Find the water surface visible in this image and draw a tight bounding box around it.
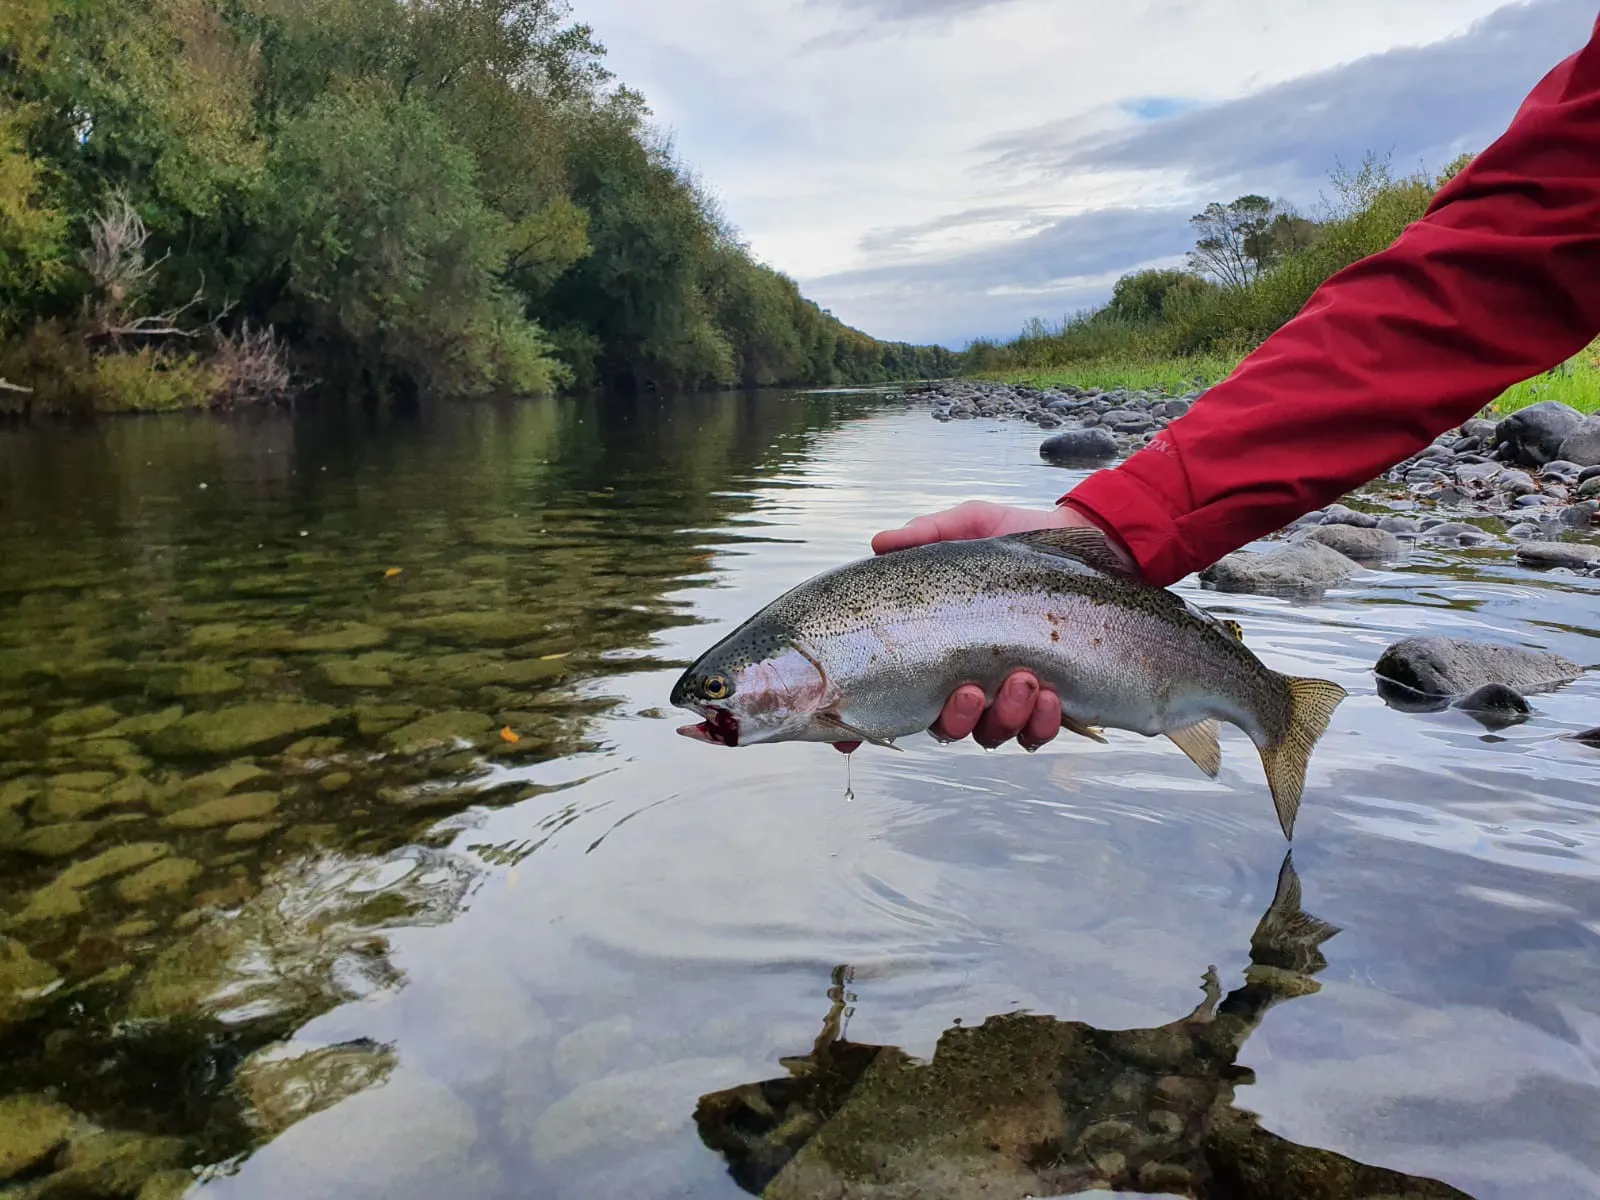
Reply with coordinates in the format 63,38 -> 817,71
1,392 -> 1597,1199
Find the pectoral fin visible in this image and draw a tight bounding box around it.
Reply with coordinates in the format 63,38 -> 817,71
1167,719 -> 1222,777
1060,714 -> 1109,744
817,713 -> 902,751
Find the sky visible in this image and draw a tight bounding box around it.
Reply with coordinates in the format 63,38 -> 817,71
575,0 -> 1598,348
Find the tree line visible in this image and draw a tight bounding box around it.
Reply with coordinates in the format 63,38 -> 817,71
963,151 -> 1474,376
0,0 -> 957,412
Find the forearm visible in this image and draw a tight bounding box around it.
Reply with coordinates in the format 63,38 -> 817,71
1064,18 -> 1600,588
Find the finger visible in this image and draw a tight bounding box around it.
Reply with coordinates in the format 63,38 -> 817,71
871,502 -> 994,556
930,684 -> 987,741
1018,689 -> 1062,752
833,740 -> 861,754
974,672 -> 1038,748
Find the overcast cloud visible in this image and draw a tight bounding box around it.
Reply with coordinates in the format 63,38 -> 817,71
576,0 -> 1597,347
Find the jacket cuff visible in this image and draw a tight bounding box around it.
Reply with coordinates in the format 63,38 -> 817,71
1058,457 -> 1195,588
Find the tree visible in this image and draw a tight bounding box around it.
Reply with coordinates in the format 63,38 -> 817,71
1186,195 -> 1308,288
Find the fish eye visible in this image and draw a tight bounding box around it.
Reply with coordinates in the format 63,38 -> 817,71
702,674 -> 731,700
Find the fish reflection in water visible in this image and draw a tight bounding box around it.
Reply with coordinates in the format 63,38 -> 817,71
695,856 -> 1474,1200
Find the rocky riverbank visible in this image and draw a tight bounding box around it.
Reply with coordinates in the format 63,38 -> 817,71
912,384 -> 1600,579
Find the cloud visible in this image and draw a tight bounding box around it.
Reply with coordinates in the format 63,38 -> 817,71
985,0 -> 1598,199
817,0 -> 1016,19
807,205 -> 1196,345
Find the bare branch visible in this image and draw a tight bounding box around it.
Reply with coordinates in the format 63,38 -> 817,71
0,378 -> 33,394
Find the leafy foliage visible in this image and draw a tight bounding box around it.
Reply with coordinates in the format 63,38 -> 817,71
0,0 -> 945,410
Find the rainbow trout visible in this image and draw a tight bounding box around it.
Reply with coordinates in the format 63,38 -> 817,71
671,528 -> 1347,839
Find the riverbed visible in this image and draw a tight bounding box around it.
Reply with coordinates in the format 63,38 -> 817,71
1,390 -> 1597,1199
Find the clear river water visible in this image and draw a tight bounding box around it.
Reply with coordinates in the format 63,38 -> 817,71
0,389 -> 1597,1200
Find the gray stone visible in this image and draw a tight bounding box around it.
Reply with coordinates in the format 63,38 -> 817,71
1496,469 -> 1537,496
1039,428 -> 1118,463
1451,684 -> 1532,717
1421,521 -> 1493,546
1377,516 -> 1421,535
1578,476 -> 1600,499
1318,503 -> 1379,528
1515,540 -> 1600,569
1455,462 -> 1501,487
1301,525 -> 1402,562
1375,636 -> 1582,699
1542,459 -> 1583,480
1198,542 -> 1358,594
1459,418 -> 1498,440
1578,464 -> 1600,484
1557,417 -> 1600,467
1492,400 -> 1585,466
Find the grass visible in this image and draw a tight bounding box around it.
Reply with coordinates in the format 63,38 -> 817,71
974,343 -> 1600,416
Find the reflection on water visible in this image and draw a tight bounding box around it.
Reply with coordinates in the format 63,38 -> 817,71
1,392 -> 1598,1200
696,857 -> 1469,1199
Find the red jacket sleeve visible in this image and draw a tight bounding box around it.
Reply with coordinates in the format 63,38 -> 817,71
1062,14 -> 1600,589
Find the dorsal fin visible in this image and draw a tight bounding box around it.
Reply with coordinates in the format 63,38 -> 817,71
1222,619 -> 1245,643
1001,526 -> 1140,580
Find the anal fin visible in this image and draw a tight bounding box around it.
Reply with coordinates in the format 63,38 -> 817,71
1060,714 -> 1109,744
817,713 -> 902,751
1167,719 -> 1222,777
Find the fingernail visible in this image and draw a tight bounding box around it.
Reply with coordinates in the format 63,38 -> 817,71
1007,676 -> 1037,701
953,692 -> 984,722
1019,737 -> 1041,753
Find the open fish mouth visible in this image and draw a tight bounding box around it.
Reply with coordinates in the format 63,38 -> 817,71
677,707 -> 740,747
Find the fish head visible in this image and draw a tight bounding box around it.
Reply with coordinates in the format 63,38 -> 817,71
670,634 -> 834,748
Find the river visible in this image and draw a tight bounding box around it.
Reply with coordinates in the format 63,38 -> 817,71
1,390 -> 1597,1200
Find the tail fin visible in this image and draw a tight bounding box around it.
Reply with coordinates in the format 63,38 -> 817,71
1258,677 -> 1348,840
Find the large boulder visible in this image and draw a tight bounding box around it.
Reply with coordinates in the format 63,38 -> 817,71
1557,417 -> 1600,467
1198,542 -> 1358,594
1039,428 -> 1118,464
1515,540 -> 1600,569
1492,401 -> 1585,466
1374,636 -> 1581,699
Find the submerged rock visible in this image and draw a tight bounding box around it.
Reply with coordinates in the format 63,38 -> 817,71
236,1039 -> 399,1137
115,857 -> 203,903
57,842 -> 170,889
1,938 -> 62,1025
383,711 -> 495,755
149,703 -> 342,757
1375,636 -> 1582,699
1038,428 -> 1119,463
1451,683 -> 1533,730
161,791 -> 278,829
532,1057 -> 751,1163
0,1094 -> 74,1179
1199,542 -> 1358,593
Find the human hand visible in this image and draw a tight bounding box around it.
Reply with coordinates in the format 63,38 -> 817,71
833,500 -> 1137,754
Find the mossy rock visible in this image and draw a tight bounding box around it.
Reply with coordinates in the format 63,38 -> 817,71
281,737 -> 344,762
155,762 -> 270,812
317,659 -> 394,689
0,707 -> 34,730
57,842 -> 171,889
235,1040 -> 398,1137
41,705 -> 122,736
15,822 -> 100,860
162,792 -> 278,830
286,623 -> 390,653
33,774 -> 148,822
356,705 -> 421,736
116,858 -> 203,903
68,737 -> 144,764
400,611 -> 545,645
0,938 -> 62,1024
0,808 -> 23,850
1,778 -> 38,813
223,822 -> 280,844
95,706 -> 185,740
149,704 -> 342,757
49,1128 -> 187,1197
0,1094 -> 74,1179
149,663 -> 245,700
9,879 -> 85,925
383,712 -> 495,755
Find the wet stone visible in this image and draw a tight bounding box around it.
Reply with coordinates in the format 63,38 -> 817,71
1376,636 -> 1582,699
531,1057 -> 750,1162
42,705 -> 122,736
224,821 -> 281,843
10,880 -> 85,925
317,772 -> 352,793
1515,540 -> 1600,569
150,703 -> 342,757
383,711 -> 495,755
116,857 -> 202,903
236,1039 -> 399,1137
0,1094 -> 74,1180
1,937 -> 62,1023
151,663 -> 244,699
317,658 -> 394,689
1318,503 -> 1380,528
162,791 -> 278,829
1199,542 -> 1358,594
355,704 -> 422,736
286,622 -> 390,653
58,842 -> 171,889
15,822 -> 100,860
50,1127 -> 187,1198
1301,524 -> 1401,562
